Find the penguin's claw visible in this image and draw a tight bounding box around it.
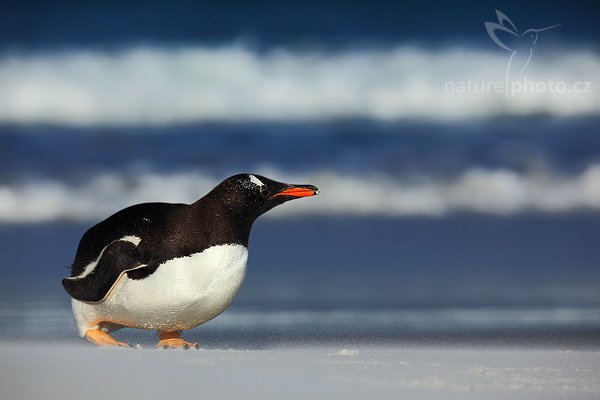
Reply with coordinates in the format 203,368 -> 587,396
85,329 -> 131,348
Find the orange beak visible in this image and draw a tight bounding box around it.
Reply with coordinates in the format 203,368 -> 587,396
273,185 -> 319,198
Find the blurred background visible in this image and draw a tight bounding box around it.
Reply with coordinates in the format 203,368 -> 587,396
1,0 -> 599,347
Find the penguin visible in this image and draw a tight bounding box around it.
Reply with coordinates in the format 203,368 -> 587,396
62,174 -> 318,348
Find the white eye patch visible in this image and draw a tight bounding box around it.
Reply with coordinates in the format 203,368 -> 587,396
249,175 -> 264,188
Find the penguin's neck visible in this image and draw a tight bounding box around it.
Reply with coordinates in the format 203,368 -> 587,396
190,195 -> 254,248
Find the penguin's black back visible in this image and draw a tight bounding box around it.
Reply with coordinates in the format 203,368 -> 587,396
70,202 -> 185,277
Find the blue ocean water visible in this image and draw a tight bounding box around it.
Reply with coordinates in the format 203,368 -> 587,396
1,0 -> 598,49
2,215 -> 600,347
0,1 -> 599,346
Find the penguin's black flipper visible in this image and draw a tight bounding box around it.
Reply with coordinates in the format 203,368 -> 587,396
62,240 -> 143,303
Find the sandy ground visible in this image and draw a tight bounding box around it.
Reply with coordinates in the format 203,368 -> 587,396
1,343 -> 599,400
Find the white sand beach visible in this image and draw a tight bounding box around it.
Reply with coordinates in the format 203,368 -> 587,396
1,343 -> 599,400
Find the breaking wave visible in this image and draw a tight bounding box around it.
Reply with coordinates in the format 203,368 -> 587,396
0,45 -> 598,125
2,166 -> 600,223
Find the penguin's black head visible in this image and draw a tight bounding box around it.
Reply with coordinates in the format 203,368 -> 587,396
209,174 -> 319,221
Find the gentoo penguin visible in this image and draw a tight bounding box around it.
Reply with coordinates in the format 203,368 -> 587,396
62,174 -> 318,348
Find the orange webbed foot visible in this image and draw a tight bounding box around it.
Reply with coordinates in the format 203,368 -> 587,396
85,329 -> 131,348
156,331 -> 199,350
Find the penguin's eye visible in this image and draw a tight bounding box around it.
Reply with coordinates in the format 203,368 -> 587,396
260,187 -> 270,198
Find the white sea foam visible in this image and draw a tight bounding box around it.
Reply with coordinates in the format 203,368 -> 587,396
0,45 -> 598,125
1,166 -> 600,223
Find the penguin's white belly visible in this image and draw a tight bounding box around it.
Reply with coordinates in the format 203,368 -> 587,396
71,244 -> 248,336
